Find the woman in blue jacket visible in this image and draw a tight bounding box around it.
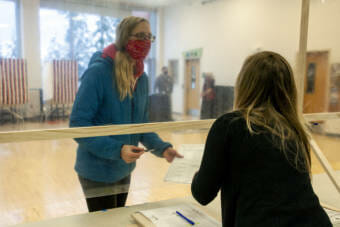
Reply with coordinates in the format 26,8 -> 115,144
70,16 -> 182,212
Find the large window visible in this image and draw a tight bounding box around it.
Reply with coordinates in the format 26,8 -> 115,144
40,8 -> 120,77
0,0 -> 19,58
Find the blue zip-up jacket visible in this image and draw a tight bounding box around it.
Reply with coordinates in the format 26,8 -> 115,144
69,51 -> 172,183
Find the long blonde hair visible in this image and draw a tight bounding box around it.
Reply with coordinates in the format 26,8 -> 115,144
235,51 -> 311,173
115,16 -> 148,100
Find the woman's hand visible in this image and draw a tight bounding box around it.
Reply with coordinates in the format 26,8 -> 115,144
163,147 -> 183,163
121,145 -> 145,163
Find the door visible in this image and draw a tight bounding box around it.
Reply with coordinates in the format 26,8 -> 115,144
185,59 -> 200,116
303,51 -> 329,113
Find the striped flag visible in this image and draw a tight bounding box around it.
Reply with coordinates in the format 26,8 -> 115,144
52,60 -> 78,104
0,58 -> 28,105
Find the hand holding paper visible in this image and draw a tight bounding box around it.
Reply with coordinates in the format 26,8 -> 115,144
164,144 -> 205,184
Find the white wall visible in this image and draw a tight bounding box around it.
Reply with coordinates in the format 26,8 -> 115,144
308,0 -> 340,63
162,0 -> 302,113
162,0 -> 340,114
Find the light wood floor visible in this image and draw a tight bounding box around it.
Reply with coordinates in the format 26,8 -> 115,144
0,122 -> 339,226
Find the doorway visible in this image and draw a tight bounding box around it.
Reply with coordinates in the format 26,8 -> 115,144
303,51 -> 329,113
184,59 -> 200,116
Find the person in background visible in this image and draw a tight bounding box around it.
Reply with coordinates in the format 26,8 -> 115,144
191,51 -> 332,226
154,66 -> 174,121
70,16 -> 182,212
154,66 -> 173,96
200,73 -> 216,119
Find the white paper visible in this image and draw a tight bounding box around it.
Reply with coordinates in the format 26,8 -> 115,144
325,208 -> 340,225
164,144 -> 205,184
139,203 -> 221,227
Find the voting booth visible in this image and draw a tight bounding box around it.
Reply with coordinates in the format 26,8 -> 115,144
42,60 -> 78,119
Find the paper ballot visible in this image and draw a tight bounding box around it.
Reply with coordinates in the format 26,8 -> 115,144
138,203 -> 221,227
325,208 -> 340,225
164,144 -> 205,184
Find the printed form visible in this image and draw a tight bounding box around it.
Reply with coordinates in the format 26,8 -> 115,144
164,144 -> 205,184
138,203 -> 221,227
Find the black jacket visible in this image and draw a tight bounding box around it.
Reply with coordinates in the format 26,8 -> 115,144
191,112 -> 332,227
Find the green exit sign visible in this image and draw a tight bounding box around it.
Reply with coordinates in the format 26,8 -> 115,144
183,48 -> 203,59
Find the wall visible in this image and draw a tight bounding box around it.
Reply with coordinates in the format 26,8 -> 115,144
162,0 -> 340,114
308,0 -> 340,63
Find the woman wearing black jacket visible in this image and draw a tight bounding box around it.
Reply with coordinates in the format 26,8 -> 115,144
191,51 -> 332,227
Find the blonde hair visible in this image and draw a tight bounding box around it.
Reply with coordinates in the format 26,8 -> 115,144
115,16 -> 149,100
235,51 -> 311,173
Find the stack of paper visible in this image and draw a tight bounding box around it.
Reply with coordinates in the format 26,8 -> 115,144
136,203 -> 221,227
325,208 -> 340,226
164,144 -> 205,184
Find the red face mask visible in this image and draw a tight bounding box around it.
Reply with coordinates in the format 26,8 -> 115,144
125,40 -> 151,60
126,40 -> 151,78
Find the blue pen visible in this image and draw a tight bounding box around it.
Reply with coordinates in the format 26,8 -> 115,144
176,211 -> 195,225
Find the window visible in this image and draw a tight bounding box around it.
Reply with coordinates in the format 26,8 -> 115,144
40,8 -> 120,77
0,0 -> 19,58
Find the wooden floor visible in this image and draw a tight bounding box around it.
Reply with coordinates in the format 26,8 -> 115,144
0,121 -> 339,226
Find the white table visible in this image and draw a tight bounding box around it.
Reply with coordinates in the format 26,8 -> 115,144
13,196 -> 221,227
13,172 -> 340,227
